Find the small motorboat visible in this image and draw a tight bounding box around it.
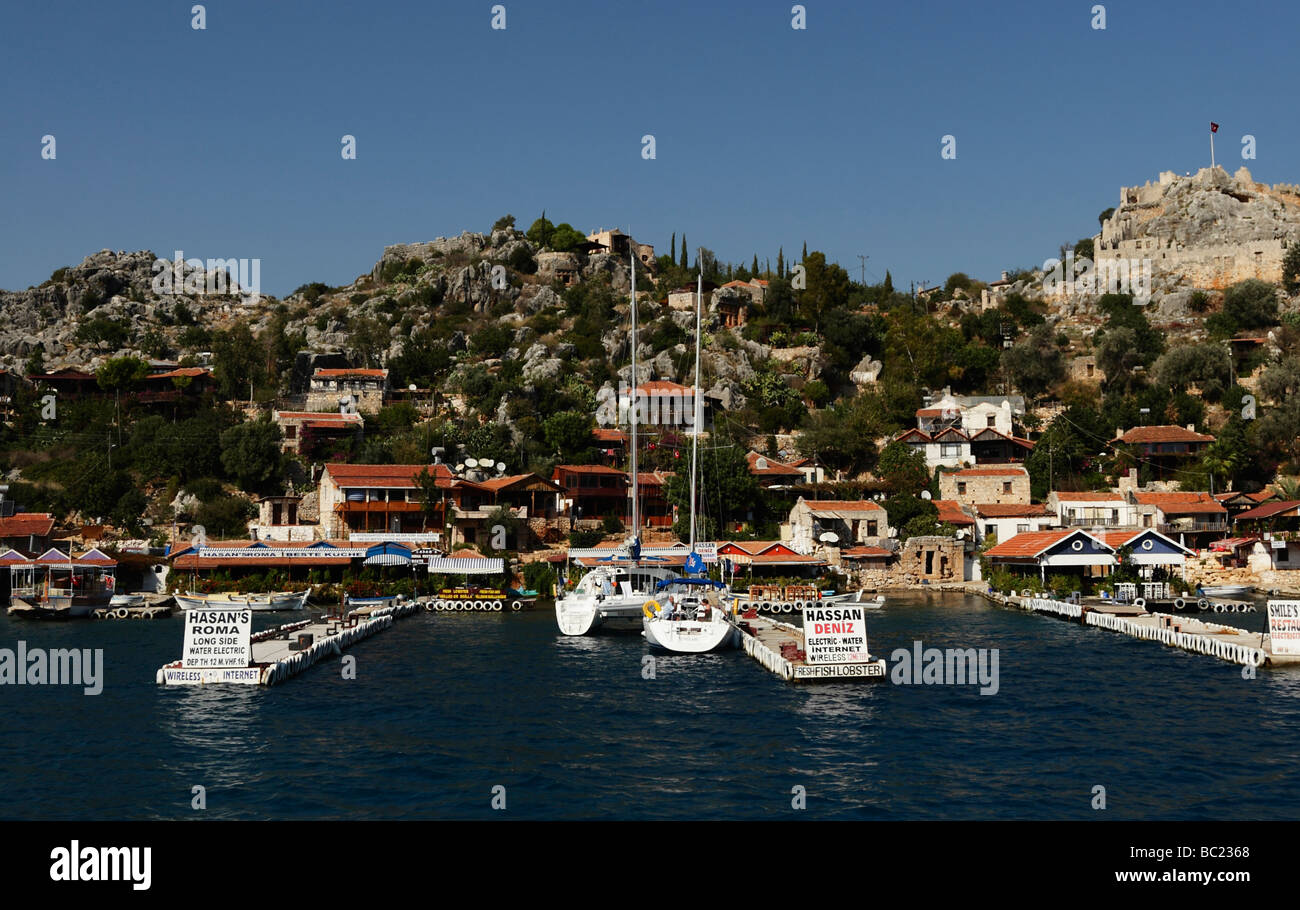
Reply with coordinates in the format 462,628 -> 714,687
109,594 -> 146,608
174,590 -> 309,612
1199,584 -> 1252,597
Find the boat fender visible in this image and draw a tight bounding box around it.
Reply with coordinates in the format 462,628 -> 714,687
1214,603 -> 1225,613
115,607 -> 129,619
1198,598 -> 1209,611
1133,597 -> 1146,610
511,600 -> 522,612
1173,597 -> 1185,610
781,662 -> 793,681
492,600 -> 503,611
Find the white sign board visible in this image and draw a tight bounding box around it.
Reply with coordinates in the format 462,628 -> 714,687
198,548 -> 366,559
1268,600 -> 1300,656
803,604 -> 870,664
183,608 -> 252,668
695,542 -> 718,563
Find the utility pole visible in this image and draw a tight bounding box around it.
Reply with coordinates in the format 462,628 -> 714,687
858,254 -> 868,286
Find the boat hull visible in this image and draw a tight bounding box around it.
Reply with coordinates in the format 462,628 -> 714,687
1200,585 -> 1252,597
642,615 -> 741,653
175,591 -> 309,612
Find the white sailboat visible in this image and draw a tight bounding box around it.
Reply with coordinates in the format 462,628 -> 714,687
642,269 -> 740,653
555,253 -> 677,636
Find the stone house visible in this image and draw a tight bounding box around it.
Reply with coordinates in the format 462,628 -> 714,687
786,498 -> 890,554
938,466 -> 1031,505
306,367 -> 389,413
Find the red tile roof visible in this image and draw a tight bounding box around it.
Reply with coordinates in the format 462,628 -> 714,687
1052,491 -> 1124,502
841,546 -> 893,559
324,463 -> 452,488
553,464 -> 627,475
934,500 -> 976,526
1235,500 -> 1300,521
0,513 -> 55,538
149,367 -> 211,380
948,466 -> 1028,477
592,428 -> 628,443
1132,492 -> 1226,514
800,499 -> 885,512
314,368 -> 388,378
985,529 -> 1106,559
1113,425 -> 1214,444
746,452 -> 803,476
973,503 -> 1053,518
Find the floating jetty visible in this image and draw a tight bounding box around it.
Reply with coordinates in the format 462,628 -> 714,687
735,612 -> 887,682
1010,595 -> 1297,668
156,598 -> 421,686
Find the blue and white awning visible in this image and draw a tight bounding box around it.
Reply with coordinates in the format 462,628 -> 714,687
425,556 -> 504,575
363,542 -> 413,566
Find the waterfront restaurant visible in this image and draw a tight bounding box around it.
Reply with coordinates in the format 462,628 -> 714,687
984,529 -> 1117,585
1097,529 -> 1195,581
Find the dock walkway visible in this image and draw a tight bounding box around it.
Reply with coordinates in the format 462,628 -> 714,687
736,613 -> 887,682
1007,595 -> 1295,668
156,599 -> 421,686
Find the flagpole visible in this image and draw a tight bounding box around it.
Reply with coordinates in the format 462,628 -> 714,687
1210,129 -> 1215,169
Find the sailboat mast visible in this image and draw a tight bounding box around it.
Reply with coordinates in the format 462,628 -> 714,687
689,265 -> 702,550
629,254 -> 639,539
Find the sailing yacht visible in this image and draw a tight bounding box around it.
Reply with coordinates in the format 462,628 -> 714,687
555,254 -> 676,635
641,270 -> 740,653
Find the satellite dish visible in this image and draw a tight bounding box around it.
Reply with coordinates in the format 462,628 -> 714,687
920,490 -> 932,500
465,457 -> 479,468
955,530 -> 966,540
496,462 -> 506,473
756,457 -> 768,470
818,531 -> 839,543
455,463 -> 465,473
408,383 -> 417,392
888,528 -> 898,538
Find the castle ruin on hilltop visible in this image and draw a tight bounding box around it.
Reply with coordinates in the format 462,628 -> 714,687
1092,165 -> 1300,291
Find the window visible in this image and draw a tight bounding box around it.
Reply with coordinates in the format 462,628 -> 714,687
985,524 -> 995,537
1143,514 -> 1153,528
957,482 -> 967,495
1017,523 -> 1029,533
1279,547 -> 1290,563
866,520 -> 878,536
986,416 -> 995,428
1002,482 -> 1012,494
941,443 -> 961,457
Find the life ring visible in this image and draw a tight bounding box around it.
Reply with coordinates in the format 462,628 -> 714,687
1214,603 -> 1225,613
511,600 -> 522,612
1198,598 -> 1209,611
1133,597 -> 1146,610
760,601 -> 771,613
642,600 -> 661,619
115,607 -> 129,619
1173,597 -> 1186,610
491,600 -> 503,611
781,602 -> 794,614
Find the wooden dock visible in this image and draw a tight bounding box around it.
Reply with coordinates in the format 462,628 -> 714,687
735,613 -> 887,682
1009,595 -> 1296,668
156,599 -> 421,686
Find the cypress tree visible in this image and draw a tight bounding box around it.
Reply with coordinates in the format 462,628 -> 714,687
801,241 -> 807,262
680,234 -> 688,271
670,232 -> 676,264
751,254 -> 759,277
884,270 -> 894,295
777,247 -> 785,279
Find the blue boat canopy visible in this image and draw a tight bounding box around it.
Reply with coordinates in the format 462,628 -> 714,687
363,542 -> 412,566
654,577 -> 727,591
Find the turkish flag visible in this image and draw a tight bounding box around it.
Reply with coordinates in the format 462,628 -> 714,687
1210,122 -> 1219,133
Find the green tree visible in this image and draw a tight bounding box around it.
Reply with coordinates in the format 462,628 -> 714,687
1283,240 -> 1300,295
1001,323 -> 1065,398
664,443 -> 760,541
211,323 -> 267,400
1206,279 -> 1280,336
542,410 -> 595,462
876,441 -> 930,496
96,355 -> 149,392
218,418 -> 283,490
526,214 -> 554,248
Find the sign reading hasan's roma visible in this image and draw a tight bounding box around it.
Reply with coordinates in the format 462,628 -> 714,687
183,609 -> 252,669
803,604 -> 870,664
1267,601 -> 1300,657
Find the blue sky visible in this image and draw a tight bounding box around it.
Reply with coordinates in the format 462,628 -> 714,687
3,0 -> 1297,296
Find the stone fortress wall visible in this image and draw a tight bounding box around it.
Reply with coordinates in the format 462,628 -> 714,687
1092,166 -> 1300,291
